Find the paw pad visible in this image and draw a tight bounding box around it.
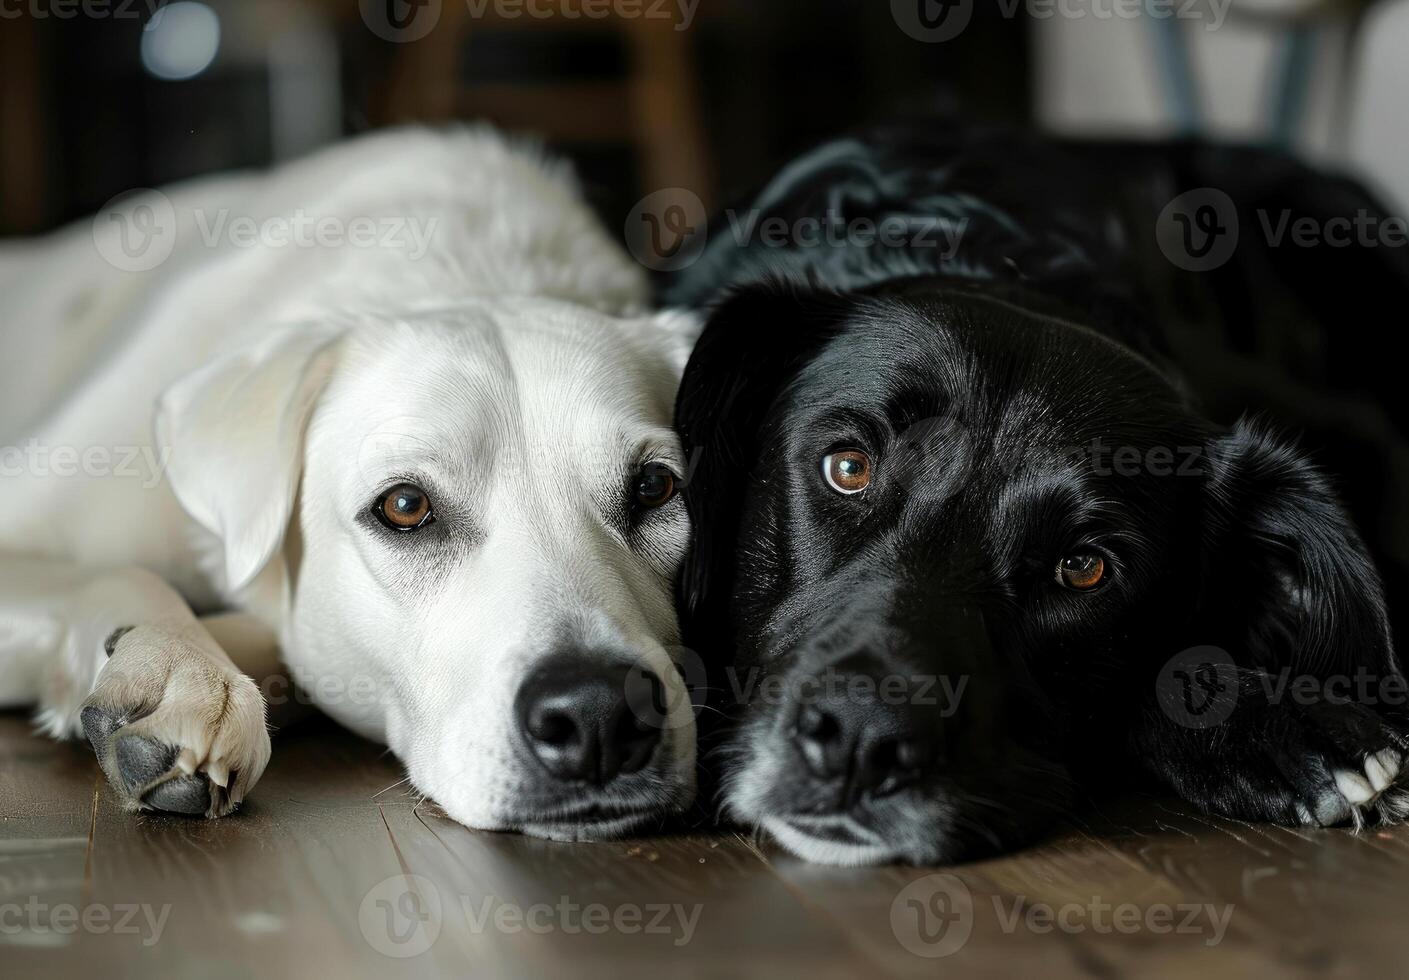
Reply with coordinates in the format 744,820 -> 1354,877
114,735 -> 178,792
142,774 -> 214,815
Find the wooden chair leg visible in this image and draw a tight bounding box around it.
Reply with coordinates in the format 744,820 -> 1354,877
0,13 -> 47,232
380,1 -> 473,123
625,20 -> 715,205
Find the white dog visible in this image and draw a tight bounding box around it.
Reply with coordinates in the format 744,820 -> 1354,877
0,128 -> 699,839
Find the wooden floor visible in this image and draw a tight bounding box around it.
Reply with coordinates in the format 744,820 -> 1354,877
2,712 -> 1406,979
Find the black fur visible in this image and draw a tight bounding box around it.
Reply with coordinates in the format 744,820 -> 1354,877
668,124 -> 1409,864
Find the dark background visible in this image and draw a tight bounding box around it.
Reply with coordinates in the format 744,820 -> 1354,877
0,0 -> 1031,237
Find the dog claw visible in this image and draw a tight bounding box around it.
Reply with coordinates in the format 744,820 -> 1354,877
1334,770 -> 1376,805
1365,749 -> 1400,793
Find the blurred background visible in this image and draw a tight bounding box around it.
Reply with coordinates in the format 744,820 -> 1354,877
2,0 -> 1407,242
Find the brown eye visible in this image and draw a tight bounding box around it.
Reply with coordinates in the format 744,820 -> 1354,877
376,484 -> 433,531
1056,553 -> 1107,591
634,464 -> 676,509
822,450 -> 871,495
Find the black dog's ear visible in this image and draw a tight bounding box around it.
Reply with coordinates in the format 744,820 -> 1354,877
674,282 -> 851,627
1200,419 -> 1395,676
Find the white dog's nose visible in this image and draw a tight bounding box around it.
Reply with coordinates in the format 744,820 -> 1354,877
514,654 -> 665,785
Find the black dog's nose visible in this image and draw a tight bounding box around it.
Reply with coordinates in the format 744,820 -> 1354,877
793,683 -> 935,799
515,655 -> 663,785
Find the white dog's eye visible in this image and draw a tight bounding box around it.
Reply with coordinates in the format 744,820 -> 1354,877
375,483 -> 434,531
634,464 -> 677,509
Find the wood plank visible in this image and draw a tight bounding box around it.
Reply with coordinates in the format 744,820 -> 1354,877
761,788 -> 1409,977
8,711 -> 1409,976
0,714 -> 862,978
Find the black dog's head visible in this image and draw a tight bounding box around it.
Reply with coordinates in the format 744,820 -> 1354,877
676,281 -> 1392,865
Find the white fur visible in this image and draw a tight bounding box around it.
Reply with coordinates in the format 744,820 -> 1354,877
0,127 -> 699,835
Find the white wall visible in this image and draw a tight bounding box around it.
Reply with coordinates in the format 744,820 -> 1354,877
1033,0 -> 1409,211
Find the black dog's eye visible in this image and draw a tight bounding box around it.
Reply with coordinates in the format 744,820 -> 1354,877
375,484 -> 434,531
1056,552 -> 1107,591
634,464 -> 677,509
821,449 -> 871,495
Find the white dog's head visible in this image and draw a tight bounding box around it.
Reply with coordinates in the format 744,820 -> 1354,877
157,297 -> 699,838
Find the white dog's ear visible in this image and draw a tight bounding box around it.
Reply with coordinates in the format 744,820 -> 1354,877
155,327 -> 340,592
651,308 -> 703,377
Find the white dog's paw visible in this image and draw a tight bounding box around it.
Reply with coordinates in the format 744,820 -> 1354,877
80,625 -> 271,818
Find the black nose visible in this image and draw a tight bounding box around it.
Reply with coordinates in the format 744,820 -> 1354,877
515,655 -> 664,785
793,678 -> 936,801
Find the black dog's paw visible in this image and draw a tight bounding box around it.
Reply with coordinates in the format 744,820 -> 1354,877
1172,700 -> 1409,828
1285,702 -> 1409,826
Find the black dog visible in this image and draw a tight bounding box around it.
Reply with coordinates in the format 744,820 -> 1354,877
666,125 -> 1409,865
